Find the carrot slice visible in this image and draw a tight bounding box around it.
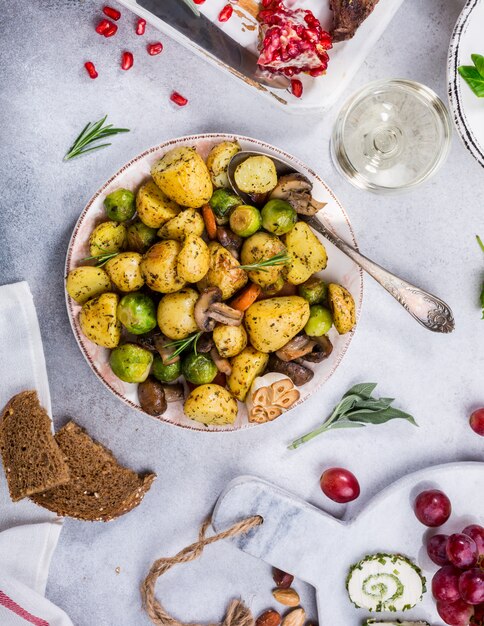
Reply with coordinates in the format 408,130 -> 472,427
202,204 -> 217,240
230,283 -> 262,311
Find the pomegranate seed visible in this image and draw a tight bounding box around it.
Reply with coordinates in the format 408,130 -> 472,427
170,91 -> 188,106
291,79 -> 303,98
103,5 -> 121,20
121,51 -> 134,70
104,21 -> 118,36
136,18 -> 146,35
84,61 -> 98,79
95,19 -> 111,35
147,42 -> 163,56
193,0 -> 206,3
218,4 -> 233,22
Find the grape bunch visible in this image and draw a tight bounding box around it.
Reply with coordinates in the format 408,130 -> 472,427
414,489 -> 484,625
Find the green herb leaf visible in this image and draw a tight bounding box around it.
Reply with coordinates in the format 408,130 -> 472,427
79,251 -> 119,267
477,236 -> 484,319
239,251 -> 290,272
458,65 -> 484,98
163,331 -> 203,360
180,0 -> 201,15
471,54 -> 484,78
343,382 -> 378,399
64,115 -> 130,161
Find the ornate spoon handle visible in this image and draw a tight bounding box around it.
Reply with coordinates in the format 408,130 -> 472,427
304,216 -> 455,333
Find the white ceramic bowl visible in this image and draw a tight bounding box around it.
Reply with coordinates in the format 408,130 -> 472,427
65,134 -> 363,431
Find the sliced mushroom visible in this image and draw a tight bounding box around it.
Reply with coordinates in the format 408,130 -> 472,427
194,288 -> 244,332
276,334 -> 317,362
217,226 -> 242,259
210,347 -> 232,376
196,333 -> 215,354
303,335 -> 334,363
161,383 -> 184,403
267,354 -> 314,386
153,335 -> 180,365
269,173 -> 326,216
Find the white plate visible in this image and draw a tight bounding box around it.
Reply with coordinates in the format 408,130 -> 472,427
448,0 -> 484,169
65,134 -> 362,432
118,0 -> 405,114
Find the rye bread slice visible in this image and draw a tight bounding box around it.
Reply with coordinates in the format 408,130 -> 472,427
0,391 -> 70,502
30,421 -> 156,521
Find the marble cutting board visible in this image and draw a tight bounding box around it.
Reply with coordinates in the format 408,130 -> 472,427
212,462 -> 484,625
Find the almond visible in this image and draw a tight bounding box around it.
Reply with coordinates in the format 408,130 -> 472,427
272,588 -> 300,607
272,567 -> 294,589
281,608 -> 306,626
256,610 -> 281,626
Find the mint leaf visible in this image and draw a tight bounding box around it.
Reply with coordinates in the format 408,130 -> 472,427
459,65 -> 484,98
471,54 -> 484,78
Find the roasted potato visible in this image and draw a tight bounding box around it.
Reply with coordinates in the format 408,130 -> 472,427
234,156 -> 278,195
136,179 -> 180,228
206,141 -> 241,188
66,266 -> 111,304
157,208 -> 204,241
151,147 -> 213,208
244,296 -> 310,353
157,288 -> 199,340
213,324 -> 247,358
89,221 -> 126,257
283,222 -> 328,285
227,346 -> 269,401
184,383 -> 238,425
141,240 -> 186,293
198,242 -> 247,300
327,283 -> 356,334
240,232 -> 286,288
105,252 -> 144,292
177,234 -> 210,283
79,292 -> 121,348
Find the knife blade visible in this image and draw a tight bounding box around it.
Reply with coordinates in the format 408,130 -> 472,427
135,0 -> 290,89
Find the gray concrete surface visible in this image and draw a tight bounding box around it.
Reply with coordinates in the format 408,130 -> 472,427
0,1 -> 483,624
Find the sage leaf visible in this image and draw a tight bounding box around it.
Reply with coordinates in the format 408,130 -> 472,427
343,382 -> 377,399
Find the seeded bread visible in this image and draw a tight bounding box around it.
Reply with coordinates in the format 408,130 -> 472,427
30,421 -> 156,521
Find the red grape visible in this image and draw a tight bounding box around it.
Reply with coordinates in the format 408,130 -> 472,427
437,598 -> 474,625
428,534 -> 451,566
474,603 -> 484,625
469,408 -> 484,436
462,525 -> 484,556
414,489 -> 452,527
447,533 -> 478,569
432,566 -> 462,602
320,467 -> 360,503
459,569 -> 484,605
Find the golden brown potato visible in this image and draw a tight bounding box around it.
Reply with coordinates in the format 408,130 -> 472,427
234,156 -> 278,195
184,384 -> 238,425
283,222 -> 328,285
140,240 -> 186,293
212,324 -> 248,358
104,252 -> 144,292
327,283 -> 356,334
244,296 -> 310,353
206,141 -> 241,188
151,147 -> 213,208
227,346 -> 269,401
240,232 -> 286,288
66,266 -> 111,304
79,293 -> 121,349
198,242 -> 247,300
157,208 -> 204,241
89,221 -> 126,257
157,288 -> 199,340
177,234 -> 210,283
136,179 -> 180,228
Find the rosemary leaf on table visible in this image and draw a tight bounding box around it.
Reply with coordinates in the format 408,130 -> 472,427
288,382 -> 417,450
64,115 -> 130,161
477,235 -> 484,319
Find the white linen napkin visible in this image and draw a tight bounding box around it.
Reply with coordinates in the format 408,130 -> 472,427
0,281 -> 73,626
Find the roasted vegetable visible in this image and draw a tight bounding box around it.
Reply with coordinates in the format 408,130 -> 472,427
304,305 -> 333,336
177,234 -> 210,283
240,232 -> 286,288
194,288 -> 244,332
136,179 -> 180,228
157,288 -> 199,340
298,276 -> 327,305
110,343 -> 153,383
284,222 -> 328,284
261,199 -> 297,235
105,252 -> 144,292
234,156 -> 278,195
229,205 -> 262,237
141,240 -> 186,293
66,266 -> 111,304
184,383 -> 238,425
209,188 -> 242,220
206,141 -> 241,188
126,221 -> 158,253
267,353 -> 314,386
138,377 -> 167,416
104,188 -> 135,222
269,173 -> 325,216
89,221 -> 126,257
151,146 -> 213,207
181,353 -> 218,385
157,208 -> 205,241
198,242 -> 248,300
216,226 -> 243,258
327,283 -> 356,334
79,292 -> 121,348
227,346 -> 269,401
213,323 -> 248,358
152,355 -> 181,383
117,293 -> 157,335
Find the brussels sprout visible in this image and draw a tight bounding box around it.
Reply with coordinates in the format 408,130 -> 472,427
261,199 -> 297,236
117,293 -> 157,335
298,277 -> 328,305
104,188 -> 136,222
109,343 -> 153,383
229,205 -> 262,237
209,189 -> 242,219
261,275 -> 285,296
304,305 -> 333,337
152,355 -> 181,383
126,221 -> 158,253
181,353 -> 217,385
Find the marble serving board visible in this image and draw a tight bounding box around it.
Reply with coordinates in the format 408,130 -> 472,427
212,462 -> 484,625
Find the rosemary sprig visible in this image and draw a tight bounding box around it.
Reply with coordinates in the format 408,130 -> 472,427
289,382 -> 417,450
164,331 -> 203,360
180,0 -> 201,15
477,235 -> 484,319
239,251 -> 291,272
64,115 -> 130,161
79,251 -> 119,267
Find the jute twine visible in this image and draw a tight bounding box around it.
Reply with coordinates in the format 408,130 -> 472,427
141,515 -> 263,626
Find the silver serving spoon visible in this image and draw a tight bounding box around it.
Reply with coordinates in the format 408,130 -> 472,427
227,151 -> 455,333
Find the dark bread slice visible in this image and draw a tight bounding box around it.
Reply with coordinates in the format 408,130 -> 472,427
30,421 -> 156,521
0,391 -> 70,501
